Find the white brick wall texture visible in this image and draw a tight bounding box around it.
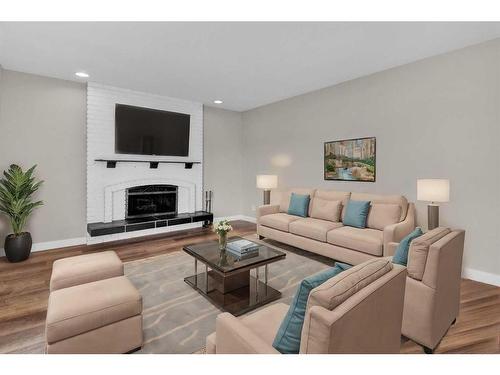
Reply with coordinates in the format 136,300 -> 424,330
86,83 -> 204,244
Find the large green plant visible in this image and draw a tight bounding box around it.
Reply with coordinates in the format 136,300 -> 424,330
0,164 -> 44,236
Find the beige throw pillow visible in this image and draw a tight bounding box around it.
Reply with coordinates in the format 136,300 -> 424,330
366,203 -> 402,230
407,227 -> 451,280
310,198 -> 342,222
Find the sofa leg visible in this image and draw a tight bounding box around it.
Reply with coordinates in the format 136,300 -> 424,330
126,347 -> 142,354
258,235 -> 265,240
452,318 -> 457,325
423,346 -> 434,354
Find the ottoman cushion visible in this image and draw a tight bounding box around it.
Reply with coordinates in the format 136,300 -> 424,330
50,251 -> 123,291
46,276 -> 142,344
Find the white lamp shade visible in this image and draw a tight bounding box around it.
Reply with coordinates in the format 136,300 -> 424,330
256,175 -> 278,189
417,179 -> 450,203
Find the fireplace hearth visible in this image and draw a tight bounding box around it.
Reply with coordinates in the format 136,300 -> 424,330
126,185 -> 178,219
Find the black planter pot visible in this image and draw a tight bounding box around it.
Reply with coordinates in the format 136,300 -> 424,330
4,232 -> 32,263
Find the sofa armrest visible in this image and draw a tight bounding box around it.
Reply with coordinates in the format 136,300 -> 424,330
256,204 -> 280,221
383,203 -> 416,256
214,313 -> 280,354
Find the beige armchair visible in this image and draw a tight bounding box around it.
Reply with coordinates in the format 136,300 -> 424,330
402,228 -> 465,353
206,258 -> 407,354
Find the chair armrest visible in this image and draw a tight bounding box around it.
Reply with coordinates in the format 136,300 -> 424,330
215,313 -> 280,354
422,230 -> 465,289
383,203 -> 416,256
256,204 -> 280,221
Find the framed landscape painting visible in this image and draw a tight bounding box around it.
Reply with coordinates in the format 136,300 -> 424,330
324,137 -> 376,182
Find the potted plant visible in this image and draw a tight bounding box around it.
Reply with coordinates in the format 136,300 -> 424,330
0,164 -> 43,262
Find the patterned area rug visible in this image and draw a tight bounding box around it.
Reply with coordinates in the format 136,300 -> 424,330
125,235 -> 334,354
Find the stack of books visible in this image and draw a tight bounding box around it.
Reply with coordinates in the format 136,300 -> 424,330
226,239 -> 260,259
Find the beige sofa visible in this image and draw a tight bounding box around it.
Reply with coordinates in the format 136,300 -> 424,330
257,188 -> 416,265
206,258 -> 407,354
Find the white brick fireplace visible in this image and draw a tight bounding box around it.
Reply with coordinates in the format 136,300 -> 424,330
86,83 -> 204,244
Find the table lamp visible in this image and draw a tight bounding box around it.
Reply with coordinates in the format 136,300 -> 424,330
417,179 -> 450,230
256,175 -> 278,205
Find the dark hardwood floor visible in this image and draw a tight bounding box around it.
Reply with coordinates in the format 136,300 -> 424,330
0,220 -> 498,354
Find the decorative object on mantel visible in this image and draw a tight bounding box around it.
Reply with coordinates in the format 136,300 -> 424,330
256,175 -> 278,204
0,164 -> 44,262
417,179 -> 450,230
324,137 -> 376,182
213,219 -> 233,251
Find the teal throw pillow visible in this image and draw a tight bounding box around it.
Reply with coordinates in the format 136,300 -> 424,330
392,227 -> 423,266
272,262 -> 352,354
343,200 -> 371,228
287,193 -> 311,217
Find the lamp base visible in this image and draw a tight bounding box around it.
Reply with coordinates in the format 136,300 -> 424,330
263,190 -> 271,205
427,204 -> 439,230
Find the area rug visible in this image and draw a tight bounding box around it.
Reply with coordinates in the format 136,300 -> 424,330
125,234 -> 335,354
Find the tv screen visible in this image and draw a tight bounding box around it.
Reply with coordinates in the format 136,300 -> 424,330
115,104 -> 190,157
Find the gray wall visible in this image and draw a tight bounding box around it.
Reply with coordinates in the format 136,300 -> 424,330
203,106 -> 244,218
241,39 -> 500,276
0,70 -> 87,244
0,71 -> 244,248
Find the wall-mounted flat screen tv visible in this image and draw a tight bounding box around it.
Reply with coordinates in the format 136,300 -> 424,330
115,104 -> 190,157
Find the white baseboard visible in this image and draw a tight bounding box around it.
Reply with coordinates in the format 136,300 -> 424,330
214,215 -> 256,223
462,267 -> 500,287
0,236 -> 87,257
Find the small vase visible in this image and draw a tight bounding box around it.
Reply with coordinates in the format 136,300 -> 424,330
218,232 -> 227,251
219,248 -> 229,267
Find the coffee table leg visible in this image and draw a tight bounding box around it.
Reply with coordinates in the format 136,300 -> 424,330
205,264 -> 209,293
256,267 -> 259,298
194,259 -> 198,287
265,265 -> 268,285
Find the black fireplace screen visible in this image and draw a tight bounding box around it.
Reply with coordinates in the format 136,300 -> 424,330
126,185 -> 178,219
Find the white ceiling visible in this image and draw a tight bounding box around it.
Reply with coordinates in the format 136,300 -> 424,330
1,22 -> 499,111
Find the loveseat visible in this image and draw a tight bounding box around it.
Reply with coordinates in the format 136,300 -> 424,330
257,188 -> 416,265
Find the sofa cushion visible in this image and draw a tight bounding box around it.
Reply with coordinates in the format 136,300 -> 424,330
289,218 -> 343,242
46,276 -> 142,344
314,190 -> 351,220
351,192 -> 408,221
307,258 -> 393,311
241,302 -> 290,345
327,226 -> 383,256
343,200 -> 371,229
50,251 -> 123,292
287,193 -> 311,217
309,198 -> 342,222
392,227 -> 423,266
407,227 -> 451,280
273,263 -> 352,354
366,203 -> 402,231
259,213 -> 301,232
279,188 -> 316,213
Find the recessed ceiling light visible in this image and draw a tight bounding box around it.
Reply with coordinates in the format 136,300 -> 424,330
213,100 -> 223,104
75,72 -> 89,78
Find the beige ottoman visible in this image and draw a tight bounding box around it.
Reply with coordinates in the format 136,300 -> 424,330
46,276 -> 143,354
50,251 -> 123,291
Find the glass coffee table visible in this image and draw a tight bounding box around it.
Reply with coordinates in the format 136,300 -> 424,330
183,236 -> 286,316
